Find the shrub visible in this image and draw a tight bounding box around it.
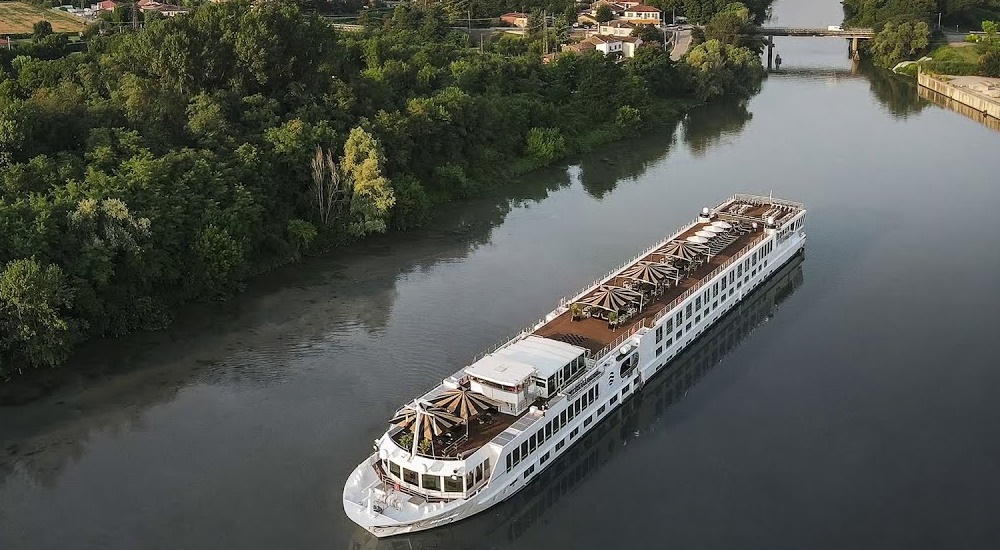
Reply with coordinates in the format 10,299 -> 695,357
525,127 -> 566,163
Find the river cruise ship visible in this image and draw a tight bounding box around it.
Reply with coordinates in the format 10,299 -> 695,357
344,193 -> 807,537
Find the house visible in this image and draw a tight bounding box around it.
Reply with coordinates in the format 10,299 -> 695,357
138,1 -> 190,16
561,35 -> 643,59
598,20 -> 635,37
500,12 -> 529,28
0,38 -> 11,49
93,0 -> 120,11
622,4 -> 662,25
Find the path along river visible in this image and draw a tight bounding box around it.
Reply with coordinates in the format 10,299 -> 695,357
2,1 -> 1000,548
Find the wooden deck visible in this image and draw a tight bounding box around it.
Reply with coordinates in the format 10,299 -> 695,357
534,210 -> 769,355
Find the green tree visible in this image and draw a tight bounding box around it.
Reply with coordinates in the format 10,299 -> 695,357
596,4 -> 614,23
872,21 -> 930,67
342,127 -> 395,237
704,3 -> 765,53
685,39 -> 765,100
0,258 -> 74,374
32,20 -> 53,42
193,225 -> 246,299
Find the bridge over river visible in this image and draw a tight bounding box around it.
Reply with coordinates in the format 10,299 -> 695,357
753,26 -> 875,69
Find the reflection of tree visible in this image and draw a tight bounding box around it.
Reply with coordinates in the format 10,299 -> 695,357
681,100 -> 754,157
577,118 -> 682,199
860,62 -> 930,118
355,256 -> 806,550
0,160 -> 579,491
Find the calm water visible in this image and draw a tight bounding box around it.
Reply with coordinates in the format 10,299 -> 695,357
3,1 -> 1000,548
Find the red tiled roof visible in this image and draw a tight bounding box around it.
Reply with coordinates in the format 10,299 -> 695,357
626,4 -> 661,12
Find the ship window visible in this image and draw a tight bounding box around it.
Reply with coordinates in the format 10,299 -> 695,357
729,271 -> 735,283
664,318 -> 673,333
584,415 -> 593,427
475,463 -> 484,482
675,312 -> 683,325
556,439 -> 565,451
529,434 -> 536,452
610,395 -> 618,405
444,475 -> 463,492
521,441 -> 528,456
656,346 -> 662,356
524,466 -> 534,479
484,458 -> 491,478
540,452 -> 550,465
575,400 -> 582,414
466,471 -> 475,488
545,423 -> 552,439
738,265 -> 743,276
506,454 -> 512,472
713,301 -> 718,309
686,322 -> 692,331
389,461 -> 401,478
513,447 -> 521,465
675,330 -> 682,340
569,406 -> 575,421
403,468 -> 418,486
729,288 -> 734,296
722,277 -> 727,290
656,326 -> 663,342
560,410 -> 567,425
665,337 -> 673,346
685,303 -> 692,318
570,428 -> 579,438
598,405 -> 606,415
422,474 -> 441,491
695,296 -> 701,310
695,315 -> 701,323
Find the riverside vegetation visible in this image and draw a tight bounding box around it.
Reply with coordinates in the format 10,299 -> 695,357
843,0 -> 1000,69
0,1 -> 766,378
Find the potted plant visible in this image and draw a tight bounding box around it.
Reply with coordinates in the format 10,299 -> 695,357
570,302 -> 583,320
400,432 -> 413,449
418,438 -> 432,455
608,310 -> 619,328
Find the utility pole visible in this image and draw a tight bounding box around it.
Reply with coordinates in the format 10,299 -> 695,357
937,12 -> 942,30
543,9 -> 547,55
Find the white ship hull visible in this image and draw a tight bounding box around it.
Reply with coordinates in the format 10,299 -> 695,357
344,194 -> 807,537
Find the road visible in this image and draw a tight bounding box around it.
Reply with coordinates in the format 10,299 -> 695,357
670,26 -> 692,61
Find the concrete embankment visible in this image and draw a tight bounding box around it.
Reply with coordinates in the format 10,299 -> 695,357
918,72 -> 1000,125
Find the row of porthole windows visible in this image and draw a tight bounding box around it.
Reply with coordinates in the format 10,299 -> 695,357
660,240 -> 777,353
519,397 -> 615,481
506,384 -> 600,473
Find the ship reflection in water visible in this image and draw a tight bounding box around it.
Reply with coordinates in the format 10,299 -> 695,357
348,253 -> 805,550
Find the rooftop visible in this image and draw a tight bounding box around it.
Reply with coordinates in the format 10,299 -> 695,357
465,356 -> 535,386
492,335 -> 586,379
533,196 -> 803,355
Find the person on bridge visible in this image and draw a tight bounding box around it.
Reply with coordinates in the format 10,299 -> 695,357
775,54 -> 782,70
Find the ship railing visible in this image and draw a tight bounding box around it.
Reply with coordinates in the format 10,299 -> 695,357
563,368 -> 605,398
649,233 -> 766,325
557,218 -> 701,309
593,319 -> 650,361
732,193 -> 804,210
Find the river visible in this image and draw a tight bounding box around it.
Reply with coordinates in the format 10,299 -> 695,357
3,1 -> 1000,548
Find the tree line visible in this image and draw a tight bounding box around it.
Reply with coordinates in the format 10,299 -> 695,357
843,0 -> 1000,67
0,1 -> 766,378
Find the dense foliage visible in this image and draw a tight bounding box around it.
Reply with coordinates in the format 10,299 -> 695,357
0,2 -> 766,377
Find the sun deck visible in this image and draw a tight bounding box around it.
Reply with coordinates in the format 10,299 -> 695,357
533,199 -> 790,354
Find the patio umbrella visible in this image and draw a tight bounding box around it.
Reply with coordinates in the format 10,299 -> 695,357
430,387 -> 499,420
659,240 -> 706,261
392,401 -> 463,443
621,261 -> 677,285
578,285 -> 642,313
